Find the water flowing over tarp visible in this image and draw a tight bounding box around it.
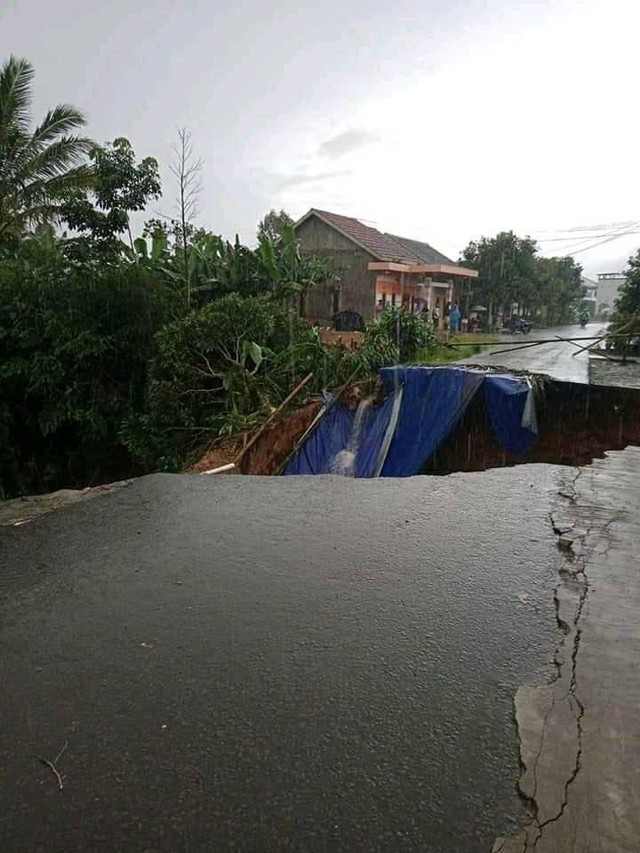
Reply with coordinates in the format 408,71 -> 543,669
284,392 -> 397,477
284,366 -> 538,478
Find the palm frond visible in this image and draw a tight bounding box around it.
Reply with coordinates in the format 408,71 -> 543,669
20,164 -> 95,207
28,104 -> 88,151
22,135 -> 94,181
0,58 -> 93,241
11,202 -> 73,236
0,56 -> 34,133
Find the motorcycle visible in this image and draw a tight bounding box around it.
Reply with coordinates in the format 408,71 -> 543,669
510,317 -> 533,334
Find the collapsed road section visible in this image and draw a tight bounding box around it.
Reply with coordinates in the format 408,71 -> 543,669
278,366 -> 640,479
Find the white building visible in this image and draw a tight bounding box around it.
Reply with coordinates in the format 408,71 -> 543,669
582,276 -> 598,317
596,272 -> 625,318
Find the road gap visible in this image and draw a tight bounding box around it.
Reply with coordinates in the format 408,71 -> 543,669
425,381 -> 640,474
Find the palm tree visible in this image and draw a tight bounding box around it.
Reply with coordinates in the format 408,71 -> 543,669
0,55 -> 93,243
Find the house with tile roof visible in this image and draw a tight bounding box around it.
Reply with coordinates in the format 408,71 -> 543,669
293,208 -> 477,327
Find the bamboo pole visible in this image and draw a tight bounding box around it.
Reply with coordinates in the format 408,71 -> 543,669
446,333 -> 633,349
274,362 -> 364,475
555,335 -> 620,363
234,372 -> 314,467
201,462 -> 236,475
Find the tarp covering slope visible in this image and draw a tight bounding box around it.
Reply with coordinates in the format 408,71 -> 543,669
483,376 -> 538,456
378,366 -> 484,476
284,366 -> 538,478
284,392 -> 397,477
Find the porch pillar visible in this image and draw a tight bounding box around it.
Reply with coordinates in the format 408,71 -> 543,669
426,281 -> 434,310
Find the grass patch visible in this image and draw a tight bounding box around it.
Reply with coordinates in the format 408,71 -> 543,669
420,333 -> 500,364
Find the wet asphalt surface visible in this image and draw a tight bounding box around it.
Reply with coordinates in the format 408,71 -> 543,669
0,470 -> 564,852
459,324 -> 605,383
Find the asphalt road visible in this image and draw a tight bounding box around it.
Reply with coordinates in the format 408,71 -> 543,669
1,471 -> 564,852
459,323 -> 606,383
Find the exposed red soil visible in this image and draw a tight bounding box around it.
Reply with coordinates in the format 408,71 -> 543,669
186,439 -> 242,474
186,401 -> 323,477
239,401 -> 323,475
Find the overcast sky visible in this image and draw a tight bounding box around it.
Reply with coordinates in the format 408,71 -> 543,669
3,0 -> 639,278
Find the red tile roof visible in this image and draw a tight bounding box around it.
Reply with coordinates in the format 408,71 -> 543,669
385,234 -> 453,266
306,209 -> 420,263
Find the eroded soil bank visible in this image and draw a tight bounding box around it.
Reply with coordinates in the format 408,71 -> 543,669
426,380 -> 640,473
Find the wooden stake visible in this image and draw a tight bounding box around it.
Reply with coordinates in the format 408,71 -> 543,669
234,372 -> 314,467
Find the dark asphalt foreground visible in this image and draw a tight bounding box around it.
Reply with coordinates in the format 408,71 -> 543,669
0,469 -> 565,852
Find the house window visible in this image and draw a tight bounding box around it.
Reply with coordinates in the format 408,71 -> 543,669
332,288 -> 341,315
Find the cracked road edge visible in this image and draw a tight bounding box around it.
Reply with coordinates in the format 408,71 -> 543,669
493,467 -> 591,853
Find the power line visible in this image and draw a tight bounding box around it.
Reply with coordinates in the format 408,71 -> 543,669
550,228 -> 640,257
536,232 -> 632,244
532,220 -> 640,235
569,229 -> 640,255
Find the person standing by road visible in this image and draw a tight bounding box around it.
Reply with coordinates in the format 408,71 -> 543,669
449,303 -> 461,334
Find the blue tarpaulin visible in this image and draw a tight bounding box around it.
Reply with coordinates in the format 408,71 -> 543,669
283,366 -> 539,478
378,366 -> 484,477
284,392 -> 397,477
483,375 -> 538,456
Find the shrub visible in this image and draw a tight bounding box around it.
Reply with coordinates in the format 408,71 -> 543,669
369,307 -> 435,363
0,250 -> 181,496
123,294 -> 323,468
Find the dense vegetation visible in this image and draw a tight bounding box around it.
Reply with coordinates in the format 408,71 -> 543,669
0,55 -> 601,498
610,250 -> 640,346
460,231 -> 585,325
0,57 -> 437,497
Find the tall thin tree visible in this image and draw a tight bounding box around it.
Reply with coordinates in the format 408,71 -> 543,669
169,128 -> 203,307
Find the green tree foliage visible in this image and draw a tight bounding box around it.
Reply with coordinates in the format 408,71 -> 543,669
0,241 -> 182,497
373,307 -> 436,363
0,56 -> 93,245
461,232 -> 538,320
122,294 -> 324,469
611,249 -> 640,338
535,255 -> 584,325
157,224 -> 334,306
257,208 -> 294,242
461,232 -> 584,325
61,137 -> 161,258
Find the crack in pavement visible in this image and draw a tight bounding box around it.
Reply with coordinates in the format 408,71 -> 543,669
504,467 -> 592,851
502,461 -> 625,852
497,449 -> 640,853
531,595 -> 587,848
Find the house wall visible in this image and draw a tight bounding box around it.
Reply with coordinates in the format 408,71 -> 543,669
596,274 -> 625,317
295,216 -> 377,323
373,273 -> 454,326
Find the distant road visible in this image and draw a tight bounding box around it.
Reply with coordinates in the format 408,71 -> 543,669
458,323 -> 606,383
